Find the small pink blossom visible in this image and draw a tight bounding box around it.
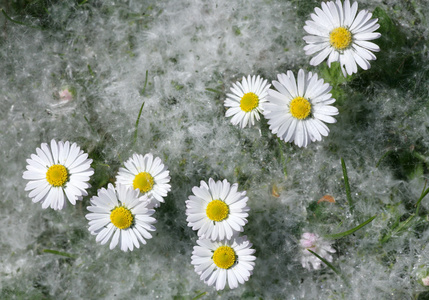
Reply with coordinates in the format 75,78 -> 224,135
59,89 -> 73,101
299,232 -> 336,271
422,276 -> 429,286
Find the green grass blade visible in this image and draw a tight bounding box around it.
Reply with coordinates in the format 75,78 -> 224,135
43,249 -> 77,259
308,249 -> 350,287
84,115 -> 97,134
192,291 -> 207,300
205,88 -> 223,94
381,182 -> 429,243
1,9 -> 44,30
325,215 -> 377,240
380,214 -> 416,244
133,70 -> 148,145
307,249 -> 340,276
341,157 -> 353,213
415,181 -> 429,215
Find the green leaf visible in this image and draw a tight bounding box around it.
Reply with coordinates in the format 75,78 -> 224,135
373,7 -> 406,48
325,215 -> 377,240
318,62 -> 349,86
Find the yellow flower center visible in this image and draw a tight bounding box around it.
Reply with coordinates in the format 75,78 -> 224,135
46,164 -> 68,187
213,246 -> 236,269
110,207 -> 134,230
206,200 -> 229,222
290,96 -> 311,120
133,172 -> 154,193
329,27 -> 352,51
240,92 -> 259,112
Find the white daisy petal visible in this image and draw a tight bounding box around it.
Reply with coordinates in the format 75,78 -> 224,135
304,42 -> 330,56
191,236 -> 256,290
64,142 -> 80,167
50,139 -> 59,164
303,0 -> 381,75
354,40 -> 380,52
186,178 -> 249,241
352,51 -> 371,70
310,47 -> 332,66
22,140 -> 93,210
86,184 -> 156,252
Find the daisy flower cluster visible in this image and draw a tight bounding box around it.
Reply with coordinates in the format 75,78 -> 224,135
23,142 -> 171,252
222,0 -> 380,272
19,0 -> 383,293
86,153 -> 171,252
224,0 -> 380,147
186,178 -> 256,290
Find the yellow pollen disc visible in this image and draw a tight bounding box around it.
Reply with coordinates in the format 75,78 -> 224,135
213,246 -> 236,269
206,200 -> 229,222
329,27 -> 352,51
133,172 -> 154,193
240,92 -> 259,112
110,207 -> 134,230
290,96 -> 311,120
46,164 -> 68,187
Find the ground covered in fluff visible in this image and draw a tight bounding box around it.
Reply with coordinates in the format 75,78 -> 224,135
1,0 -> 429,299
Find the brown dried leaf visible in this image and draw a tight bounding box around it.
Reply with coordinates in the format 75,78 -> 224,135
271,184 -> 280,198
317,194 -> 335,204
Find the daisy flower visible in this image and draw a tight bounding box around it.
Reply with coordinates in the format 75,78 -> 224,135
263,69 -> 338,147
191,236 -> 256,290
186,178 -> 249,241
299,232 -> 336,271
116,153 -> 171,208
85,183 -> 156,252
303,0 -> 381,76
22,139 -> 94,210
224,75 -> 271,128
